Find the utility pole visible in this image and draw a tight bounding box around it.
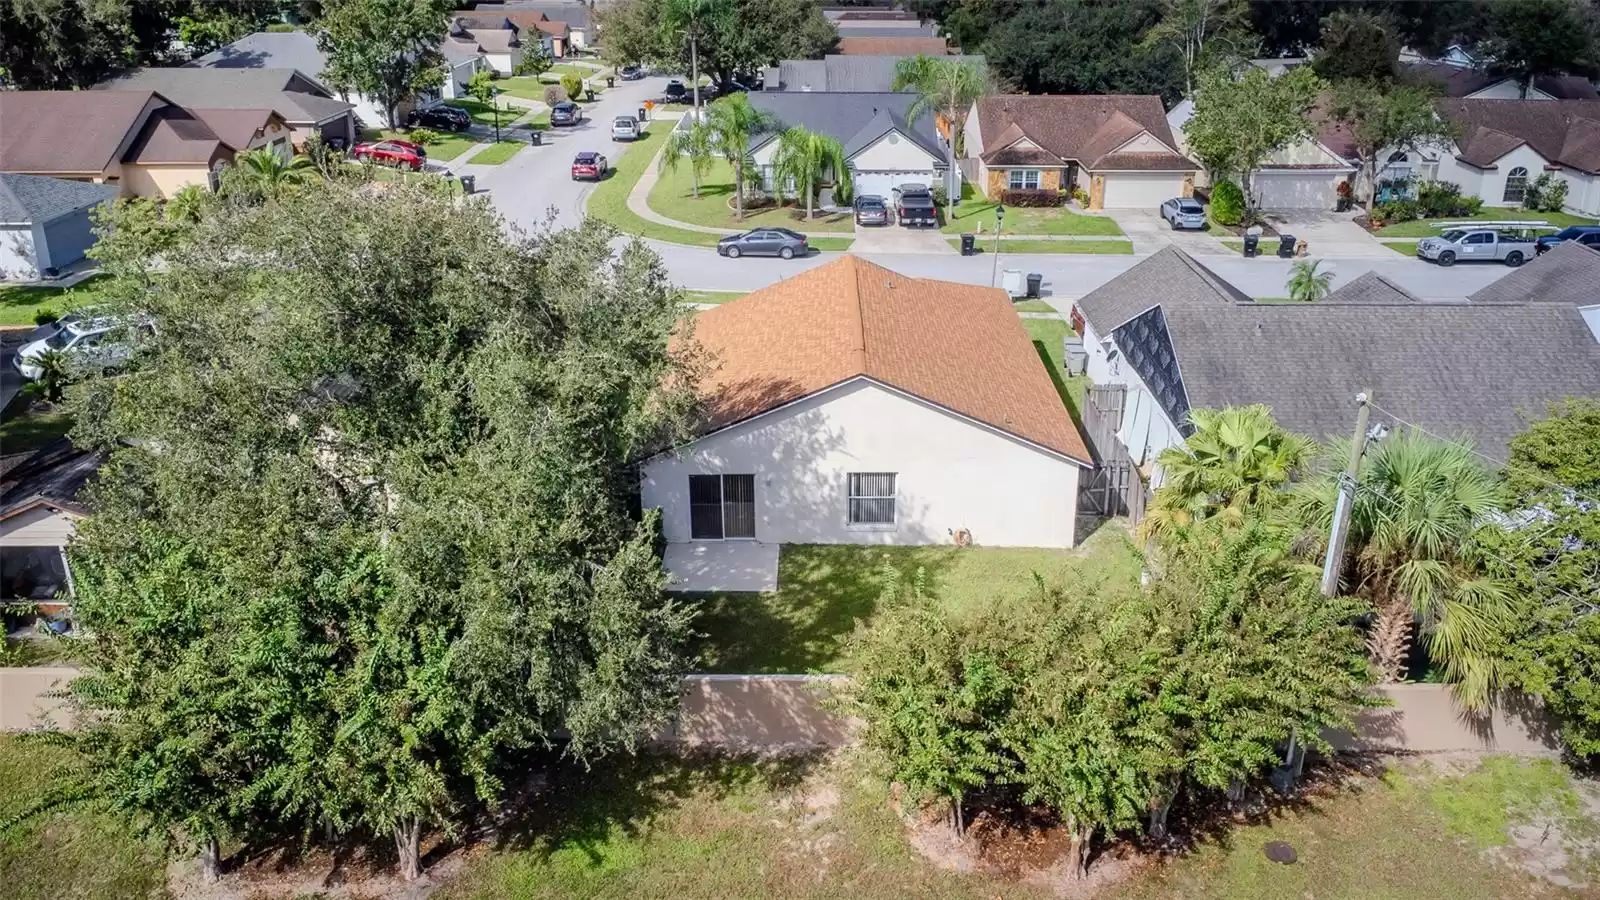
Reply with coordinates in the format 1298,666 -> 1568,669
1319,389 -> 1373,597
989,204 -> 1005,286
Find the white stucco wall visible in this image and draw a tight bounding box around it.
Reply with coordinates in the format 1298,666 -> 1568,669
1466,80 -> 1556,100
1555,171 -> 1599,217
0,506 -> 79,547
641,379 -> 1084,548
1078,316 -> 1186,472
849,131 -> 942,173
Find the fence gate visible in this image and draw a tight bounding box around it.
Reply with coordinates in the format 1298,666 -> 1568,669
1078,385 -> 1148,525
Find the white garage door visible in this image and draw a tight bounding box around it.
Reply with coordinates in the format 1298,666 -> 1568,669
1100,172 -> 1185,209
851,170 -> 935,200
1254,173 -> 1339,210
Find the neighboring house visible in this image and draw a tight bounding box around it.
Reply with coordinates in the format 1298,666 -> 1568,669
440,41 -> 488,101
445,16 -> 532,75
837,36 -> 951,56
0,174 -> 119,281
963,95 -> 1199,209
189,30 -> 447,128
1404,60 -> 1599,102
1069,244 -> 1600,472
458,1 -> 591,49
761,54 -> 986,93
1418,99 -> 1600,217
0,91 -> 293,200
97,68 -> 356,147
746,92 -> 952,200
641,256 -> 1092,549
0,440 -> 102,619
1167,97 -> 1357,208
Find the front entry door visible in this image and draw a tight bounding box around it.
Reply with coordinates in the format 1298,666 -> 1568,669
688,474 -> 756,540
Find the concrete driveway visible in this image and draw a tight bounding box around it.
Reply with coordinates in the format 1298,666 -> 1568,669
1256,209 -> 1388,257
1108,209 -> 1231,256
850,220 -> 954,254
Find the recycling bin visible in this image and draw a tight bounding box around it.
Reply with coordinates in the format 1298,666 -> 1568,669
529,130 -> 542,146
459,174 -> 476,194
1026,272 -> 1043,298
1242,233 -> 1259,257
960,233 -> 976,256
1277,234 -> 1297,258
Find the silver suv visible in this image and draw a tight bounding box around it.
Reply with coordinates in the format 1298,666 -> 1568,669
611,116 -> 640,141
1160,197 -> 1206,230
15,315 -> 153,379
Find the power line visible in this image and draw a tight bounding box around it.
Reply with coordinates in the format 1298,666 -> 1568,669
1364,400 -> 1600,508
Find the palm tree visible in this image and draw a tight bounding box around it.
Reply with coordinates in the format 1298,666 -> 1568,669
663,0 -> 723,111
703,94 -> 780,221
234,147 -> 318,201
661,119 -> 716,200
163,184 -> 209,224
770,126 -> 850,221
891,55 -> 991,220
1287,259 -> 1334,302
1141,405 -> 1317,544
1294,430 -> 1512,706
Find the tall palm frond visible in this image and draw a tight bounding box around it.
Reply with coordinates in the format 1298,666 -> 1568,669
703,94 -> 781,221
234,147 -> 318,201
1286,259 -> 1334,302
770,126 -> 849,221
661,120 -> 716,199
891,55 -> 991,217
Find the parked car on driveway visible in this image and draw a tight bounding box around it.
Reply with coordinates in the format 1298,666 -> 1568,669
664,80 -> 688,103
854,195 -> 889,226
892,183 -> 938,228
1415,224 -> 1539,267
351,139 -> 425,170
1535,225 -> 1600,255
619,64 -> 644,81
611,116 -> 640,141
716,228 -> 809,259
407,105 -> 470,132
550,102 -> 584,127
1160,197 -> 1207,230
570,151 -> 608,181
16,315 -> 151,380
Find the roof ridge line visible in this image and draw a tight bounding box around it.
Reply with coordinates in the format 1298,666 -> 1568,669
849,256 -> 869,372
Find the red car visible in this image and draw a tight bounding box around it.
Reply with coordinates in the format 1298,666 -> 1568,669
570,151 -> 608,181
351,139 -> 426,171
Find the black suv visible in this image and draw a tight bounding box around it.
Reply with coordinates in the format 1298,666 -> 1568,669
892,183 -> 938,228
664,80 -> 688,102
407,105 -> 470,132
1535,225 -> 1600,254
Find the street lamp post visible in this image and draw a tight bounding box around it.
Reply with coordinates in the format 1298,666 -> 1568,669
990,204 -> 1006,286
491,87 -> 502,143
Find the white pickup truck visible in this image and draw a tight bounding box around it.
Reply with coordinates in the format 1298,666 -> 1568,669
1415,222 -> 1544,267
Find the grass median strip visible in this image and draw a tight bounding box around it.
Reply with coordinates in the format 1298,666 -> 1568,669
681,290 -> 746,305
947,238 -> 1133,255
465,140 -> 525,166
588,126 -> 851,251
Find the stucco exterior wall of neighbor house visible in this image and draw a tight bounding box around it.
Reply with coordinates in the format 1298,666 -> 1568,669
1562,171 -> 1600,217
483,50 -> 523,76
0,506 -> 80,547
120,162 -> 218,199
641,379 -> 1083,548
1433,143 -> 1553,209
39,210 -> 98,273
848,131 -> 942,174
0,226 -> 39,280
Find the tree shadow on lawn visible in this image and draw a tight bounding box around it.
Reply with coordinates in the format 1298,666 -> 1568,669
671,181 -> 853,228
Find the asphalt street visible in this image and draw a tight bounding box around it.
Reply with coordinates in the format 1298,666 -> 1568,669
467,73 -> 1519,304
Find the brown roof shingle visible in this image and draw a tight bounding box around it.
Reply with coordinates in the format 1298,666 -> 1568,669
0,90 -> 166,175
687,255 -> 1092,463
1435,99 -> 1600,173
977,94 -> 1196,171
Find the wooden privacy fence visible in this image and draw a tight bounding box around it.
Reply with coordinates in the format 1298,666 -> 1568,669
1078,384 -> 1148,525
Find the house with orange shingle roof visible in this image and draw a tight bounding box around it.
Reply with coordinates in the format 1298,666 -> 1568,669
641,256 -> 1093,563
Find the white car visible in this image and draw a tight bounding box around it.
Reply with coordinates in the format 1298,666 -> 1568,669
15,315 -> 148,379
611,116 -> 641,141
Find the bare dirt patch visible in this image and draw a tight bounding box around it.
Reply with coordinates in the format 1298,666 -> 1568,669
166,838 -> 472,900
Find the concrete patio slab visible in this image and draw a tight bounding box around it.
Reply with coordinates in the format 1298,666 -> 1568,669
664,541 -> 780,592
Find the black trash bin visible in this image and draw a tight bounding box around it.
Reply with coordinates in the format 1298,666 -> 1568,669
585,88 -> 596,102
1242,233 -> 1260,258
1026,272 -> 1043,298
1277,234 -> 1297,258
529,130 -> 542,146
459,174 -> 476,194
960,233 -> 976,256
606,76 -> 615,88
638,107 -> 648,123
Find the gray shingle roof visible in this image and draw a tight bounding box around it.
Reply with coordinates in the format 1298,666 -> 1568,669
0,439 -> 102,521
748,92 -> 947,165
1467,241 -> 1600,305
1323,271 -> 1420,304
188,31 -> 330,82
771,54 -> 986,92
97,68 -> 352,125
0,173 -> 119,225
1075,248 -> 1600,456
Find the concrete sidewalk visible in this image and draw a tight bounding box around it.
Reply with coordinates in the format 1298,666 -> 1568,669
625,115 -> 745,236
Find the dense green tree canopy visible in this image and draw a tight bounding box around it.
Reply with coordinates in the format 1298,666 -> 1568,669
1311,8 -> 1400,82
982,0 -> 1182,100
56,181 -> 704,881
314,0 -> 451,126
599,0 -> 836,88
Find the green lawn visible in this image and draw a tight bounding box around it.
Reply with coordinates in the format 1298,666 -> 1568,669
465,140 -> 526,166
444,98 -> 526,129
0,410 -> 73,451
1012,299 -> 1056,313
359,127 -> 477,162
588,125 -> 851,251
941,189 -> 1125,236
681,290 -> 746,305
0,737 -> 168,900
0,276 -> 108,327
1024,315 -> 1088,425
1374,207 -> 1598,237
649,158 -> 855,233
948,238 -> 1134,254
688,528 -> 1140,674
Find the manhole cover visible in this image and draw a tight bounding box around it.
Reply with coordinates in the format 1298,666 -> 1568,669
1264,840 -> 1298,864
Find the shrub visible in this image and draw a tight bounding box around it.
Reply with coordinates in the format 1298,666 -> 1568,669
1000,188 -> 1060,208
1458,195 -> 1484,217
931,182 -> 947,207
561,73 -> 584,100
543,84 -> 566,107
1415,179 -> 1469,218
1210,179 -> 1244,225
1376,198 -> 1419,223
1524,173 -> 1569,213
406,126 -> 440,146
265,22 -> 295,33
33,307 -> 59,326
1071,185 -> 1090,206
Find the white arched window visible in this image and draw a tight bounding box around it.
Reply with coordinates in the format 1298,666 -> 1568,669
1504,166 -> 1529,203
